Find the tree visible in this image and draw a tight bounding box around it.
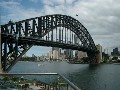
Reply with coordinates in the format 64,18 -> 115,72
3,76 -> 9,81
12,77 -> 18,82
112,56 -> 118,60
24,84 -> 29,88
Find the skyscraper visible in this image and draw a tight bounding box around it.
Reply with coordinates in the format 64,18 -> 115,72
48,51 -> 53,59
52,47 -> 59,51
52,50 -> 59,59
112,47 -> 119,56
52,47 -> 61,59
65,49 -> 73,59
75,50 -> 78,59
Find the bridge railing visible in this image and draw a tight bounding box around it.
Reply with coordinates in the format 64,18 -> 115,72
0,73 -> 81,90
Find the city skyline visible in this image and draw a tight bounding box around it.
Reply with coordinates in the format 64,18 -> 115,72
0,0 -> 120,56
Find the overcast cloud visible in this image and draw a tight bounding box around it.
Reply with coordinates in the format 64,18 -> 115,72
0,0 -> 120,55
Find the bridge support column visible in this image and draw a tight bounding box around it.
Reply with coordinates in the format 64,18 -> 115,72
0,32 -> 3,73
96,52 -> 101,63
0,59 -> 3,73
87,52 -> 97,64
0,54 -> 2,73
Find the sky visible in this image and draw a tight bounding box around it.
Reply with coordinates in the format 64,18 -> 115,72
0,0 -> 120,56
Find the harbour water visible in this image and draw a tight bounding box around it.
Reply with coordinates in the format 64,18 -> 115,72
10,61 -> 120,90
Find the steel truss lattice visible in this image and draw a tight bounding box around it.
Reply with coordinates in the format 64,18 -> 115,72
1,14 -> 98,72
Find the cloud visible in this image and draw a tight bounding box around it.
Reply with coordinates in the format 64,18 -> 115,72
42,0 -> 64,6
1,0 -> 120,55
65,0 -> 120,49
0,0 -> 44,23
29,0 -> 39,3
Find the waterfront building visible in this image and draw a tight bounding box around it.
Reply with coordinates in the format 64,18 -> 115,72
65,49 -> 73,59
52,47 -> 59,51
78,51 -> 87,59
39,55 -> 46,61
111,47 -> 119,56
75,50 -> 78,59
32,54 -> 36,57
74,50 -> 87,61
52,47 -> 61,58
59,53 -> 66,60
36,56 -> 40,61
48,50 -> 59,60
96,44 -> 102,63
48,51 -> 53,59
52,50 -> 59,59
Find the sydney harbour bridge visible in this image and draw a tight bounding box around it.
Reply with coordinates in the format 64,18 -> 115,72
1,14 -> 99,72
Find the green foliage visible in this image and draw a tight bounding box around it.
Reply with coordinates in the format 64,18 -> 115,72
112,57 -> 118,60
24,84 -> 29,88
3,76 -> 9,81
12,77 -> 18,82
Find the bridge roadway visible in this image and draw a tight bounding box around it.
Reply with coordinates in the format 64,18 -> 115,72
2,33 -> 97,53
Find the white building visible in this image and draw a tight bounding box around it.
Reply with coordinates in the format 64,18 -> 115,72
48,51 -> 53,59
65,49 -> 73,59
52,50 -> 59,59
47,50 -> 59,60
52,47 -> 61,58
36,56 -> 40,61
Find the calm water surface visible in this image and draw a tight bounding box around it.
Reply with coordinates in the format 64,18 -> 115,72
10,61 -> 120,90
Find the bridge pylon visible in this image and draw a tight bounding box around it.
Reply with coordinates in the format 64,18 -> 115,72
96,52 -> 102,63
0,32 -> 3,73
0,64 -> 3,73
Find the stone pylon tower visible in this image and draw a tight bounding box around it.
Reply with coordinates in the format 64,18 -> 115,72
96,44 -> 102,63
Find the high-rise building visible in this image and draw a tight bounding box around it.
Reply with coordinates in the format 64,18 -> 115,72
65,49 -> 73,59
52,50 -> 59,59
52,47 -> 59,51
75,50 -> 87,60
111,47 -> 119,56
52,47 -> 61,58
32,54 -> 35,57
75,50 -> 78,59
48,51 -> 53,59
36,56 -> 40,61
114,48 -> 119,55
96,44 -> 102,63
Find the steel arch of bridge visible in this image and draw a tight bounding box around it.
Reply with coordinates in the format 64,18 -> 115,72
1,14 -> 98,72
